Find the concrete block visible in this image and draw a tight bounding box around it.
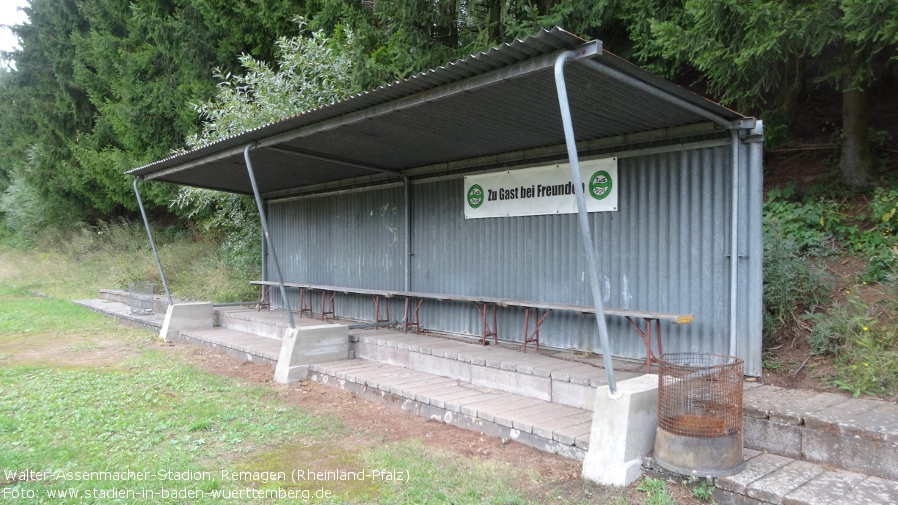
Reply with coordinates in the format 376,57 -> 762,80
159,302 -> 214,342
581,374 -> 659,487
470,366 -> 551,401
355,341 -> 410,367
744,416 -> 802,459
408,352 -> 472,382
551,379 -> 596,411
802,427 -> 898,481
274,324 -> 349,384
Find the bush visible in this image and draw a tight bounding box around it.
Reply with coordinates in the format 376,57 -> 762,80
762,220 -> 833,343
820,290 -> 898,398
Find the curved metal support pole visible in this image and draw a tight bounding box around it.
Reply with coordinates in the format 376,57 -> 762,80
554,51 -> 619,398
580,58 -> 735,130
244,143 -> 295,329
729,130 -> 740,357
132,178 -> 173,306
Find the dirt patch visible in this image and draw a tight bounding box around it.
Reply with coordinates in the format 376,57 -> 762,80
173,341 -> 694,504
0,332 -> 141,369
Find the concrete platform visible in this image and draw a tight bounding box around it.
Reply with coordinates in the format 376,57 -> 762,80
76,296 -> 898,503
308,359 -> 592,461
352,327 -> 644,411
179,328 -> 282,367
74,298 -> 167,330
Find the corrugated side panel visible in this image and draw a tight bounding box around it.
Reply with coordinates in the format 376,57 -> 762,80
267,185 -> 408,323
266,144 -> 762,374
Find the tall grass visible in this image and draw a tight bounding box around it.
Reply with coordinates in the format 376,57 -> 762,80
0,219 -> 256,302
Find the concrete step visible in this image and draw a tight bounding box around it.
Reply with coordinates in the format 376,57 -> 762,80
350,328 -> 643,411
178,328 -> 282,367
99,288 -> 173,315
741,383 -> 898,482
650,448 -> 898,505
74,298 -> 166,331
308,358 -> 593,461
217,308 -> 344,340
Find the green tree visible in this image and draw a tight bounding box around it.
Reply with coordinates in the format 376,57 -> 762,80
174,20 -> 357,272
0,0 -> 304,237
641,0 -> 898,188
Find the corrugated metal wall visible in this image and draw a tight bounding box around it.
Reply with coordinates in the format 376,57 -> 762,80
267,141 -> 763,375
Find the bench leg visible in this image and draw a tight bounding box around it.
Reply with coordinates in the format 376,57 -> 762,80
321,290 -> 335,321
257,285 -> 271,311
299,288 -> 312,318
626,317 -> 662,373
403,297 -> 422,334
373,295 -> 390,323
473,302 -> 498,345
522,308 -> 551,352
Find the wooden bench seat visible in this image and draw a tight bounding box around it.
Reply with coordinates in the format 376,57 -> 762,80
250,280 -> 693,371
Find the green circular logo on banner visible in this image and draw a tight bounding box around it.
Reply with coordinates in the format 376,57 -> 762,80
589,170 -> 613,200
467,184 -> 485,208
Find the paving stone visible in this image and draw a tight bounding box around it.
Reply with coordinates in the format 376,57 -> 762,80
459,393 -> 522,419
481,397 -> 548,427
588,369 -> 640,387
552,421 -> 591,446
443,391 -> 503,413
411,381 -> 463,403
427,387 -> 487,410
845,476 -> 898,505
391,376 -> 453,398
716,453 -> 792,495
746,461 -> 824,504
531,411 -> 593,441
743,386 -> 818,421
767,392 -> 850,425
803,398 -> 884,435
549,363 -> 598,382
415,382 -> 462,405
840,403 -> 898,441
782,469 -> 867,505
529,361 -> 591,378
505,403 -> 586,433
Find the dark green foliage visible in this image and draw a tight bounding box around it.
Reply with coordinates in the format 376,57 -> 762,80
0,0 -> 303,236
762,219 -> 833,344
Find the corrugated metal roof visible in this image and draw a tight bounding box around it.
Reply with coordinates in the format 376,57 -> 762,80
129,27 -> 744,194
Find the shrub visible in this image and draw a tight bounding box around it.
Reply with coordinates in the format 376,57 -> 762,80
762,220 -> 833,343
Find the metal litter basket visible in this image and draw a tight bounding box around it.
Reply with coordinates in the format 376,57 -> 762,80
654,353 -> 744,477
128,281 -> 155,315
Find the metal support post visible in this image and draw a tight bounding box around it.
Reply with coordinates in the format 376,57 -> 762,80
132,178 -> 172,306
244,143 -> 295,329
554,51 -> 619,398
729,130 -> 740,357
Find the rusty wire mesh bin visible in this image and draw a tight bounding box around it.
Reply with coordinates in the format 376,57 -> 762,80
654,353 -> 744,477
128,281 -> 155,315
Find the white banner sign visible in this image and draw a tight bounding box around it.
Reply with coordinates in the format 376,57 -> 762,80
464,158 -> 618,219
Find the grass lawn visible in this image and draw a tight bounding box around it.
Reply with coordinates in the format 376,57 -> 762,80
0,285 -> 536,504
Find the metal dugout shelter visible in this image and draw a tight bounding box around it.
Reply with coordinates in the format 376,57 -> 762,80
129,28 -> 764,379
